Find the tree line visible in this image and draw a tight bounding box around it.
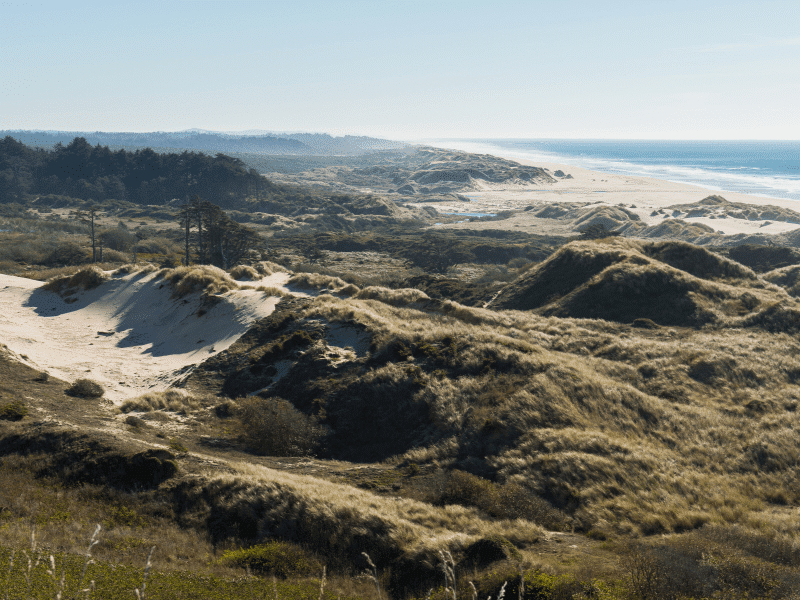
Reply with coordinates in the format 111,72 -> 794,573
70,197 -> 262,269
0,135 -> 277,207
178,196 -> 262,268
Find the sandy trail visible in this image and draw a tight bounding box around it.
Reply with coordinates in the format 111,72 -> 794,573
0,270 -> 293,403
426,159 -> 800,237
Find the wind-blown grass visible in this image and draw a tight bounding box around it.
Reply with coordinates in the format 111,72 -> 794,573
155,265 -> 239,298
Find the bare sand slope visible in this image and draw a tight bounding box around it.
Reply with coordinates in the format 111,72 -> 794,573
0,270 -> 293,402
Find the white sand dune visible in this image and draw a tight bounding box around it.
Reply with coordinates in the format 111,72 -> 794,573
426,158 -> 800,238
0,270 -> 293,403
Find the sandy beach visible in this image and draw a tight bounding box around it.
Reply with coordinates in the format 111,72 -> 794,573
426,156 -> 800,238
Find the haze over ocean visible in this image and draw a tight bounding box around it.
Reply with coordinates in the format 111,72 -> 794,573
430,139 -> 800,202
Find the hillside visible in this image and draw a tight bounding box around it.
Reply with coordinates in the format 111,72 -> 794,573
489,238 -> 773,326
3,243 -> 800,598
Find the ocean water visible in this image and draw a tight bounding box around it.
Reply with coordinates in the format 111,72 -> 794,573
427,139 -> 800,202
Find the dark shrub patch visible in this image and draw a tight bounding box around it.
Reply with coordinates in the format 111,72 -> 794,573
220,541 -> 322,578
237,397 -> 325,456
0,399 -> 28,421
66,378 -> 105,398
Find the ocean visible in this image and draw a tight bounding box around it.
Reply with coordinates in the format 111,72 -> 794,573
426,139 -> 800,202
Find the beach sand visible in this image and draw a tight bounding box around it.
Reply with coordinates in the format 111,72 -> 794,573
426,158 -> 800,238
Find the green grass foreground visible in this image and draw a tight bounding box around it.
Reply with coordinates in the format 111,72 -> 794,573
0,544 -> 346,600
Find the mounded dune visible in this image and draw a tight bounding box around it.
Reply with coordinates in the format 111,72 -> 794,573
632,219 -> 718,241
528,203 -> 641,234
0,265 -> 292,401
489,238 -> 778,326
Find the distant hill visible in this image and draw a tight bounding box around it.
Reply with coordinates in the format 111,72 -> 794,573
0,130 -> 409,156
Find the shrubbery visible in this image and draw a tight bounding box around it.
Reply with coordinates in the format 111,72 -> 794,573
0,398 -> 27,420
437,470 -> 571,531
220,541 -> 322,578
237,396 -> 325,456
65,378 -> 105,398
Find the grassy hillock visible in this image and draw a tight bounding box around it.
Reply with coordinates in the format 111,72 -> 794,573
5,238 -> 800,598
489,238 -> 777,326
189,244 -> 800,540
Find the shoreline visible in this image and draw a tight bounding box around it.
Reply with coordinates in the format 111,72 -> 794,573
421,150 -> 800,238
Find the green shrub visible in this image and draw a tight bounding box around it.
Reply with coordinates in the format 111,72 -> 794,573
66,378 -> 105,398
237,397 -> 325,456
220,541 -> 322,578
43,242 -> 91,266
169,438 -> 188,453
0,399 -> 27,421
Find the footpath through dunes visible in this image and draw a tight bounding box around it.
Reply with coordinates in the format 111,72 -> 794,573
0,264 -> 291,402
487,237 -> 792,327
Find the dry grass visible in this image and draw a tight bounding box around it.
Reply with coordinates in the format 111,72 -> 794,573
119,389 -> 205,414
41,265 -> 110,296
254,285 -> 289,297
246,274 -> 800,540
288,272 -> 360,296
112,262 -> 158,277
155,264 -> 240,298
255,260 -> 289,276
354,286 -> 430,306
229,264 -> 260,280
490,238 -> 783,326
764,264 -> 800,296
186,458 -> 545,562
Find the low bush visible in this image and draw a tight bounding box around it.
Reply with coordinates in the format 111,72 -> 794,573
0,399 -> 27,421
437,470 -> 571,531
133,236 -> 180,255
99,248 -> 128,263
65,378 -> 105,398
43,242 -> 91,266
220,541 -> 322,578
622,534 -> 800,600
237,396 -> 325,456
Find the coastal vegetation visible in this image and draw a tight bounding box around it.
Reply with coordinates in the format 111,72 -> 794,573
3,142 -> 800,599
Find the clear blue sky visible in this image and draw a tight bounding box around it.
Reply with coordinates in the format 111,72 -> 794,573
2,0 -> 799,139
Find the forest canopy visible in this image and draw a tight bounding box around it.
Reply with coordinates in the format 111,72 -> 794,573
0,136 -> 283,208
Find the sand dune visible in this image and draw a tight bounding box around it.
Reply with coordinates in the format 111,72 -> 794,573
0,269 -> 292,402
489,238 -> 778,326
426,158 -> 800,239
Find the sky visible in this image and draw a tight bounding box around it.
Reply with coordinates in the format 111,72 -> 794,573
1,0 -> 799,140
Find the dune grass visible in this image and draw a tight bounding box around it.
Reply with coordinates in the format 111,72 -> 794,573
7,237 -> 800,598
288,272 -> 360,296
253,259 -> 800,540
155,265 -> 240,298
119,389 -> 205,414
41,265 -> 110,296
